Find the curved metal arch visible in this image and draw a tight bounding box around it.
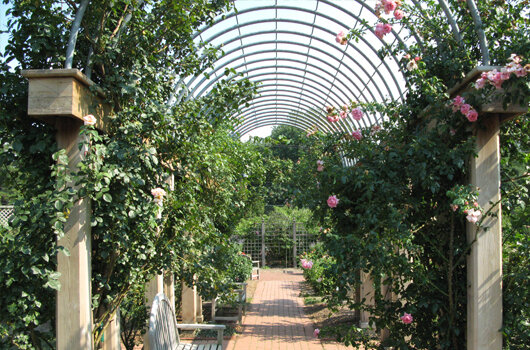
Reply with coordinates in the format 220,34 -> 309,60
236,113 -> 321,136
201,64 -> 354,119
233,100 -> 352,135
234,95 -> 372,131
190,53 -> 364,107
234,104 -> 334,134
187,23 -> 401,104
238,120 -> 311,139
236,114 -> 328,137
238,72 -> 383,122
236,113 -> 352,137
190,0 -> 490,136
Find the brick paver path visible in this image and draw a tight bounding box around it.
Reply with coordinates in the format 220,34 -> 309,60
225,269 -> 352,350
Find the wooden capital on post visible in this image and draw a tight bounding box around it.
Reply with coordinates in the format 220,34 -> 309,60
467,115 -> 503,350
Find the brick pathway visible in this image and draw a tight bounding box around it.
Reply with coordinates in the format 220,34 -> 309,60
225,269 -> 353,350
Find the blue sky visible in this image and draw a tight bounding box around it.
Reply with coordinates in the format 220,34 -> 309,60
0,3 -> 10,55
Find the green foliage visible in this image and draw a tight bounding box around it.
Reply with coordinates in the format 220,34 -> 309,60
0,0 -> 264,347
299,243 -> 337,296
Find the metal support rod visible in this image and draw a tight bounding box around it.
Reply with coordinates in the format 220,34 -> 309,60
292,220 -> 297,268
261,219 -> 266,268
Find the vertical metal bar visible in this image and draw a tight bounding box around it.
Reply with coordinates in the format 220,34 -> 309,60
466,0 -> 490,65
261,219 -> 266,267
292,219 -> 297,268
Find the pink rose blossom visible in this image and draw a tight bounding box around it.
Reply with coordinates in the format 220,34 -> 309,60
491,72 -> 504,89
414,56 -> 421,62
475,78 -> 487,89
453,96 -> 465,107
515,67 -> 527,77
371,125 -> 382,133
327,195 -> 339,208
383,0 -> 397,14
317,160 -> 324,172
351,108 -> 363,120
460,104 -> 472,115
313,328 -> 320,338
473,202 -> 479,207
83,114 -> 97,126
466,109 -> 478,122
450,204 -> 459,212
336,31 -> 347,45
342,104 -> 349,111
340,110 -> 347,119
375,23 -> 385,39
404,54 -> 411,60
383,23 -> 392,34
352,129 -> 362,140
301,259 -> 313,269
394,9 -> 404,20
466,208 -> 482,224
509,54 -> 522,64
400,312 -> 413,324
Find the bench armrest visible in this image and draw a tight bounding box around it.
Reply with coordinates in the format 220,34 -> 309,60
176,324 -> 226,330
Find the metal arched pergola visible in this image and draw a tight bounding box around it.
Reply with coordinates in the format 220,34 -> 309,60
178,0 -> 489,138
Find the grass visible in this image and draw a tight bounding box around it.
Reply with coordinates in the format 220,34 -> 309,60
304,296 -> 324,305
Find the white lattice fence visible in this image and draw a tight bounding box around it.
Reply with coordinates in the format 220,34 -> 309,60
0,205 -> 14,227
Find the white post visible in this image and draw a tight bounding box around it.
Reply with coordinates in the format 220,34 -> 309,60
467,116 -> 502,350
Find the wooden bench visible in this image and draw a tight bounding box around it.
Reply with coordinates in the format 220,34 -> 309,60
149,293 -> 225,350
211,282 -> 247,324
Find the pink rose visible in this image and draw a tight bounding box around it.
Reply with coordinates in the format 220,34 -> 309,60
317,160 -> 324,172
313,328 -> 320,338
340,110 -> 347,119
383,23 -> 392,34
394,9 -> 404,20
460,103 -> 471,115
301,260 -> 313,269
351,108 -> 363,121
450,204 -> 459,212
515,67 -> 527,77
400,312 -> 413,324
83,114 -> 97,126
466,208 -> 482,224
352,129 -> 362,140
336,31 -> 347,45
383,0 -> 397,14
375,23 -> 385,39
453,95 -> 465,107
327,195 -> 339,208
466,109 -> 478,122
475,78 -> 487,89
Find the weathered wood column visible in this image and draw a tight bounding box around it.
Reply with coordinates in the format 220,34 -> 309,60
466,115 -> 503,350
22,69 -> 111,350
144,274 -> 164,350
181,280 -> 198,323
359,271 -> 375,329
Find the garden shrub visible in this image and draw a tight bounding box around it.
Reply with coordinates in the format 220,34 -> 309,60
299,243 -> 337,296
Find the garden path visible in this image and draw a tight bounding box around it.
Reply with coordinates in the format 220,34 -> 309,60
225,269 -> 354,350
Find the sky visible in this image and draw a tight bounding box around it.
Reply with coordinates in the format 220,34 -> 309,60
0,3 -> 10,55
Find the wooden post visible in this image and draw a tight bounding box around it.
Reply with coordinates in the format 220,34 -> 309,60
292,220 -> 297,268
144,274 -> 164,350
466,115 -> 502,350
181,280 -> 198,323
22,68 -> 111,350
261,220 -> 266,267
195,293 -> 204,323
101,310 -> 120,350
359,271 -> 375,329
55,119 -> 94,350
164,272 -> 175,313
